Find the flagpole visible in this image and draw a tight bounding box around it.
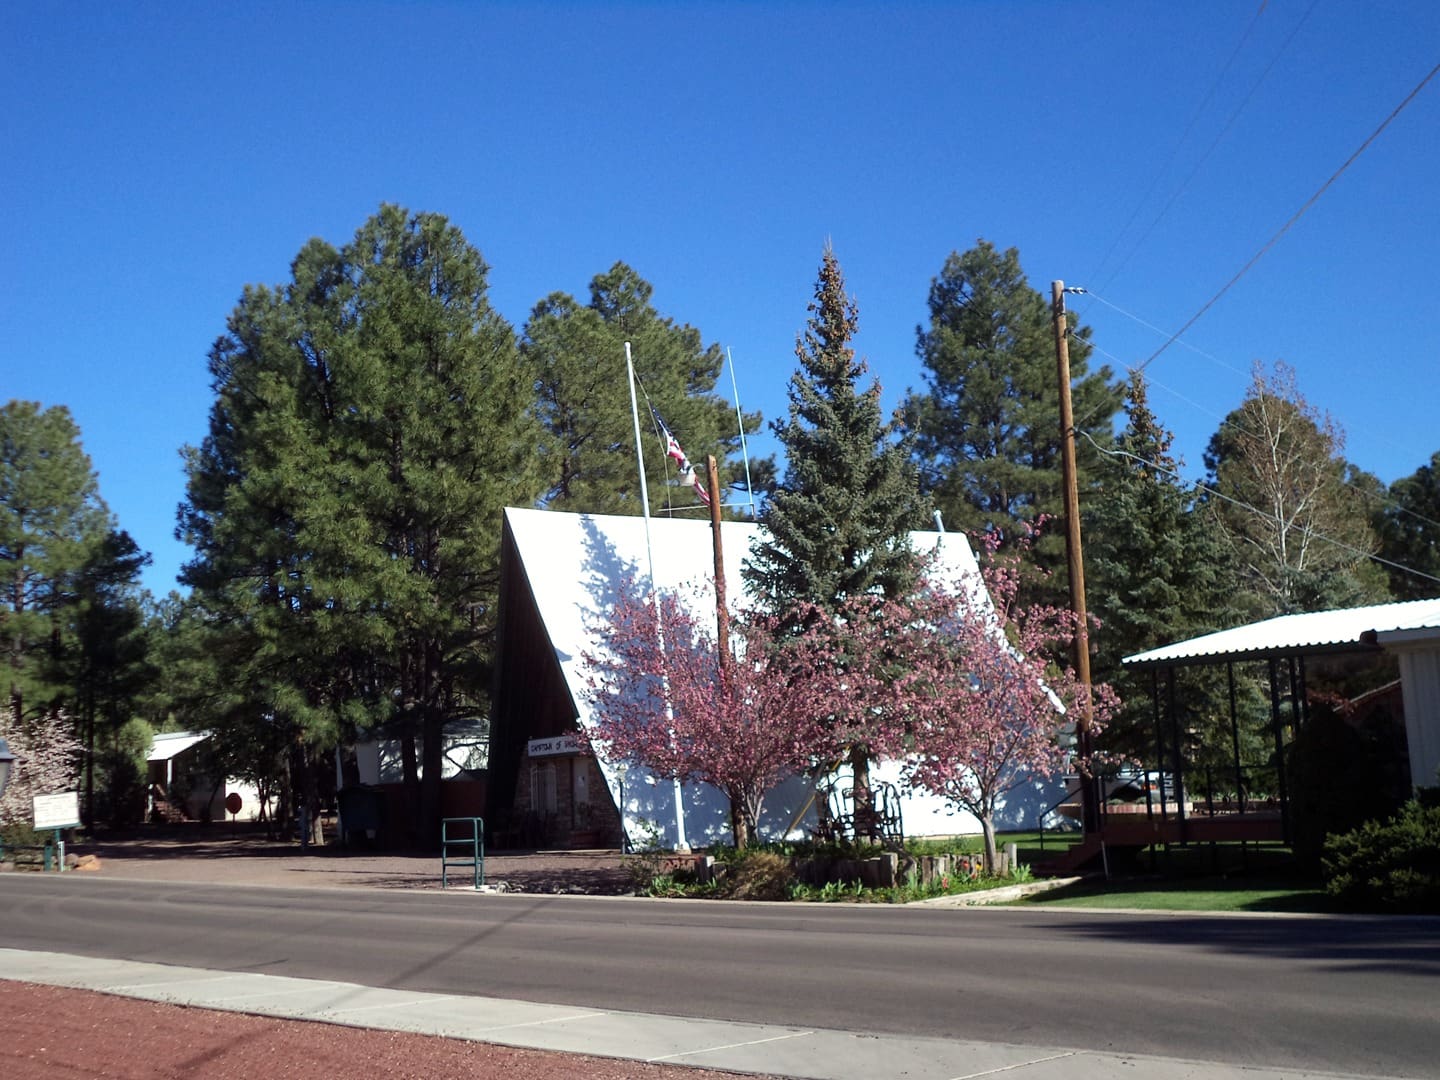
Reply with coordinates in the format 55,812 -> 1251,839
626,341 -> 690,853
626,341 -> 655,558
726,347 -> 757,519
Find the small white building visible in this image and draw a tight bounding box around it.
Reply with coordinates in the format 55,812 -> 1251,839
146,731 -> 262,822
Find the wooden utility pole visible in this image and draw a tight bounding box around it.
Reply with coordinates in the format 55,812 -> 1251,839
1051,280 -> 1099,835
706,455 -> 731,671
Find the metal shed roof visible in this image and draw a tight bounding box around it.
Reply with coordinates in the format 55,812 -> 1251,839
1122,597 -> 1440,670
147,730 -> 211,762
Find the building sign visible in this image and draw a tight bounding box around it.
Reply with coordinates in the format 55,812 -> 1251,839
527,735 -> 582,758
33,791 -> 81,830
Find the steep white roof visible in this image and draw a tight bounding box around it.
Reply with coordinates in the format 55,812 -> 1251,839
503,505 -> 984,719
1123,597 -> 1440,668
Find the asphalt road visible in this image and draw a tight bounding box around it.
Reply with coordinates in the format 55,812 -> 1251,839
1,875 -> 1435,1077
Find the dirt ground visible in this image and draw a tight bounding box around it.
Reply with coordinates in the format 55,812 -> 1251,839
0,982 -> 771,1080
67,823 -> 638,893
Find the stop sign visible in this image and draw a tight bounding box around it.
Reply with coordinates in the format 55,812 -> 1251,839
225,792 -> 243,816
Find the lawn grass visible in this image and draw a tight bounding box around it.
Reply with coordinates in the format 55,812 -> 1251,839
1019,875 -> 1332,913
906,829 -> 1085,864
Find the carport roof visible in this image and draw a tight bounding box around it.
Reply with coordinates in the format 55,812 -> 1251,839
1122,597 -> 1440,670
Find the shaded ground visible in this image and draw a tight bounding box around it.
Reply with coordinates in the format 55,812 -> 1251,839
0,981 -> 773,1080
68,823 -> 634,894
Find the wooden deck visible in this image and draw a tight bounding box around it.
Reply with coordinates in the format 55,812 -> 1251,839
1039,809 -> 1287,875
1099,810 -> 1285,846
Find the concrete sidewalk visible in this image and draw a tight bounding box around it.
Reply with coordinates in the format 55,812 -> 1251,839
2,948 -> 1406,1080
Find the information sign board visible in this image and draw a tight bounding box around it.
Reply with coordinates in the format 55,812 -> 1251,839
33,791 -> 81,830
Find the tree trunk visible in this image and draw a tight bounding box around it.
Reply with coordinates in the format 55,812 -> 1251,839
418,640 -> 445,851
420,706 -> 444,850
84,693 -> 96,832
726,785 -> 757,849
400,726 -> 420,845
849,747 -> 875,843
337,744 -> 360,790
305,754 -> 326,846
276,746 -> 294,838
980,813 -> 999,876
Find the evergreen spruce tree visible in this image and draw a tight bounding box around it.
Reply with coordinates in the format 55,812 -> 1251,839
746,247 -> 927,610
903,241 -> 1118,596
1377,450 -> 1440,600
2,401 -> 112,728
744,247 -> 929,836
1085,374 -> 1241,767
524,262 -> 771,515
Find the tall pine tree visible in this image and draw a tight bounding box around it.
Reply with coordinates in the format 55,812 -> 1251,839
1377,450 -> 1440,600
3,402 -> 113,729
2,401 -> 148,827
524,263 -> 770,515
180,205 -> 545,844
904,241 -> 1118,593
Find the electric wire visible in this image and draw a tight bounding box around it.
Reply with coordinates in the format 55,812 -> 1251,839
1088,0 -> 1319,302
1078,290 -> 1440,499
1122,57 -> 1440,381
1083,0 -> 1271,292
1078,428 -> 1440,589
1070,314 -> 1440,535
1082,291 -> 1246,377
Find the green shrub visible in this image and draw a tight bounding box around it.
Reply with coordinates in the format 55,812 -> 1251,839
1,821 -> 44,849
1323,801 -> 1440,914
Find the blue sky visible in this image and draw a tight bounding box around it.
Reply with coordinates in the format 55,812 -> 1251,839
5,1 -> 1438,597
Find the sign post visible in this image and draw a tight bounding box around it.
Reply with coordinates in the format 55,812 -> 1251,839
33,792 -> 81,873
225,791 -> 243,835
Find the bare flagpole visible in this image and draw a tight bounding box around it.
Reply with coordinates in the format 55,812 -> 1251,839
625,341 -> 690,853
725,347 -> 758,519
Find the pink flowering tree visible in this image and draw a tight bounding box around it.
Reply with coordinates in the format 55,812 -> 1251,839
582,576 -> 829,848
0,710 -> 84,832
897,538 -> 1119,874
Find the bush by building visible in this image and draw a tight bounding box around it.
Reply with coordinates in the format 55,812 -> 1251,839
1323,801 -> 1440,914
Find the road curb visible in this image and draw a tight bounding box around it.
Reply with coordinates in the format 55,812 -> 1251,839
913,874 -> 1083,906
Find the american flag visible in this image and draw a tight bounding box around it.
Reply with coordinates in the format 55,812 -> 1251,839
650,408 -> 710,505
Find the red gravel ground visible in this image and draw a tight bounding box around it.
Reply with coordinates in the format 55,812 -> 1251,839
1,981 -> 775,1080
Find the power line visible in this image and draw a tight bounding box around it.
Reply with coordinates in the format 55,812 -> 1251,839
1084,0 -> 1272,292
1090,0 -> 1319,300
1083,290 -> 1246,376
1071,318 -> 1440,535
1130,58 -> 1440,378
1078,289 -> 1440,484
1078,429 -> 1440,590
